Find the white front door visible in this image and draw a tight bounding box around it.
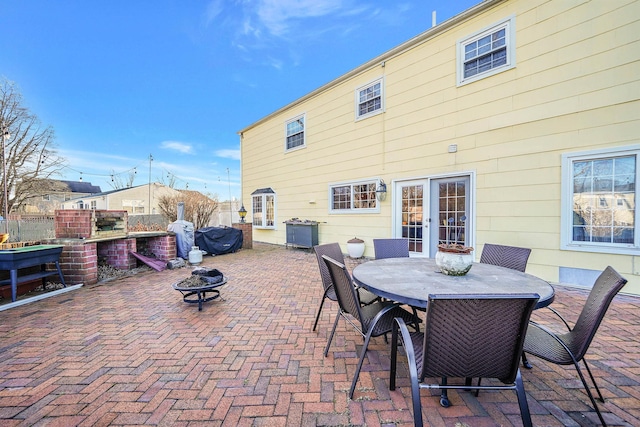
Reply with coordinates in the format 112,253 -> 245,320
394,175 -> 472,257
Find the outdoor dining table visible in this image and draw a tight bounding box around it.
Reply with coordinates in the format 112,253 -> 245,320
352,257 -> 554,310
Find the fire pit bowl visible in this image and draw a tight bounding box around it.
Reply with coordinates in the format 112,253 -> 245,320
192,267 -> 224,285
173,268 -> 227,311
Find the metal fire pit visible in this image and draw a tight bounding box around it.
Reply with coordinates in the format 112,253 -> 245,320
172,268 -> 226,311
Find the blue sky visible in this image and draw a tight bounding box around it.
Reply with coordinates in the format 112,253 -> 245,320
0,0 -> 478,201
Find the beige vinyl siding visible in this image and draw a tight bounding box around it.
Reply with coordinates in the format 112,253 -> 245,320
240,0 -> 640,293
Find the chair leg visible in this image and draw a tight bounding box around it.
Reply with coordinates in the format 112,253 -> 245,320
313,296 -> 327,331
390,320 -> 423,427
349,331 -> 374,399
582,358 -> 605,403
514,370 -> 533,427
573,360 -> 608,426
522,351 -> 532,369
324,312 -> 341,357
439,377 -> 450,407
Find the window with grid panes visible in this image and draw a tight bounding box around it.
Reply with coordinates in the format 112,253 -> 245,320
356,78 -> 383,120
458,17 -> 515,85
252,189 -> 276,229
285,114 -> 305,151
330,181 -> 378,212
562,147 -> 639,254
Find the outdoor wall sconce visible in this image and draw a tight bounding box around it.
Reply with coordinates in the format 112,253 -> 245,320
376,179 -> 387,202
238,204 -> 247,223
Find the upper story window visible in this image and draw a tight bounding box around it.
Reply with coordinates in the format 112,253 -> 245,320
561,146 -> 639,255
285,114 -> 305,151
457,16 -> 515,86
356,78 -> 384,120
330,180 -> 379,213
252,188 -> 276,229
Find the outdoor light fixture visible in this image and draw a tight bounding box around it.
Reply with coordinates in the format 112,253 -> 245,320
376,179 -> 387,202
238,204 -> 247,223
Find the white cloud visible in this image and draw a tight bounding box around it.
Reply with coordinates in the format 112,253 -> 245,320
161,140 -> 194,154
216,149 -> 240,160
204,0 -> 224,26
256,0 -> 345,36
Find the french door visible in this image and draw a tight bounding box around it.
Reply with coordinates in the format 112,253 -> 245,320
394,175 -> 472,257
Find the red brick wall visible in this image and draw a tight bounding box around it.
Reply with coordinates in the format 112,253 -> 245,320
147,234 -> 176,260
233,223 -> 253,249
55,210 -> 94,239
59,242 -> 98,285
58,235 -> 176,286
97,238 -> 137,270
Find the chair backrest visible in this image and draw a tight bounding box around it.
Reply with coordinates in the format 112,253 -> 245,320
322,255 -> 363,323
313,243 -> 346,293
479,243 -> 531,272
373,238 -> 410,259
421,294 -> 539,384
569,266 -> 627,359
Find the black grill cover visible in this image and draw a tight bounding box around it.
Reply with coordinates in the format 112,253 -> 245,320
195,227 -> 243,255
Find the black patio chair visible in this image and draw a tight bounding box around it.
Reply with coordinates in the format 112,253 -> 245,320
312,243 -> 379,331
322,254 -> 421,399
373,238 -> 409,259
523,266 -> 627,426
479,243 -> 531,272
390,293 -> 539,427
480,243 -> 539,368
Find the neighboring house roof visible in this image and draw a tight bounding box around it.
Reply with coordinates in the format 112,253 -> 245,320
63,182 -> 177,202
59,180 -> 102,193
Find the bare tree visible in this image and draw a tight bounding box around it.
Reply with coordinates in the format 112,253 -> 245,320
159,172 -> 177,189
157,190 -> 219,229
108,169 -> 137,190
0,78 -> 66,213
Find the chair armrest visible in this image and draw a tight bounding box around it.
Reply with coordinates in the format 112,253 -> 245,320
546,306 -> 573,331
526,321 -> 579,363
390,317 -> 420,391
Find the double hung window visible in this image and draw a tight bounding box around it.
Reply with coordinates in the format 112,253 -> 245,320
285,114 -> 305,151
562,147 -> 639,254
356,78 -> 384,120
457,16 -> 515,85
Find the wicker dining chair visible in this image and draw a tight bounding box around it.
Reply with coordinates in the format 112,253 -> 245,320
523,266 -> 627,427
322,254 -> 421,399
373,238 -> 410,259
479,243 -> 531,272
390,293 -> 539,427
312,243 -> 379,331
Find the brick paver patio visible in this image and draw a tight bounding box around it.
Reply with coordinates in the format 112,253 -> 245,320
0,242 -> 638,426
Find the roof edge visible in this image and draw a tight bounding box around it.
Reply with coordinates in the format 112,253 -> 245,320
238,0 -> 505,135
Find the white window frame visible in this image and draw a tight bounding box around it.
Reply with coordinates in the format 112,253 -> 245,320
285,113 -> 306,152
252,192 -> 276,229
457,16 -> 516,86
561,145 -> 640,255
355,77 -> 384,121
329,179 -> 381,214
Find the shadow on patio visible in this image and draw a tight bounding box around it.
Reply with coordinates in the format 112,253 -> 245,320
0,242 -> 638,426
